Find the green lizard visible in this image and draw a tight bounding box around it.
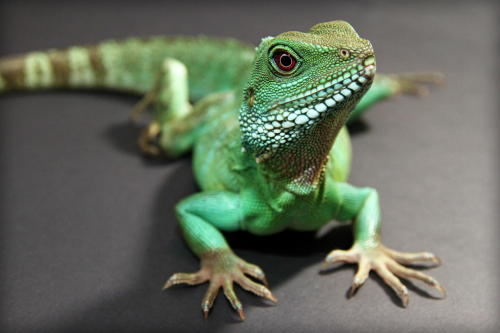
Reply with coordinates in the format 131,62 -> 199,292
0,21 -> 445,319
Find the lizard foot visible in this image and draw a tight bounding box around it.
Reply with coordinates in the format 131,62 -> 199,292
321,243 -> 445,307
138,121 -> 164,157
389,72 -> 444,97
163,249 -> 276,320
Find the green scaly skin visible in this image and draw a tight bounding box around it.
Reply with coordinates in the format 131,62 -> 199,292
0,21 -> 445,320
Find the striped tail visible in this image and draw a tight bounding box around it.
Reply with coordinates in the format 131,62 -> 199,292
0,37 -> 176,94
0,36 -> 256,98
0,45 -> 109,94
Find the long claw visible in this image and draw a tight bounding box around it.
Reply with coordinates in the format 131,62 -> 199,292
388,262 -> 446,298
375,264 -> 410,307
237,308 -> 246,320
433,282 -> 447,298
348,281 -> 361,298
222,281 -> 245,320
401,290 -> 410,307
237,276 -> 277,303
163,272 -> 207,290
385,248 -> 441,266
322,249 -> 356,270
138,122 -> 163,157
349,259 -> 370,298
261,276 -> 269,287
201,282 -> 220,319
240,262 -> 268,286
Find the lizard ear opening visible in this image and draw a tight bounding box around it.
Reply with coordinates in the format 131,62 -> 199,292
246,87 -> 255,108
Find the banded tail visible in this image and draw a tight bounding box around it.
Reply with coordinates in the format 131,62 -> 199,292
0,45 -> 112,94
0,36 -> 255,98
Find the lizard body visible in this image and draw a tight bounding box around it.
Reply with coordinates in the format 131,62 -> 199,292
0,21 -> 445,319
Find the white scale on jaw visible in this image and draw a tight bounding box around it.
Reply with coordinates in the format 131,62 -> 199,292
249,63 -> 376,143
286,66 -> 373,126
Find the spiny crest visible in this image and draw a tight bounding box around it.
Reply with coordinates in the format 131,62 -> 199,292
275,20 -> 370,51
309,21 -> 358,36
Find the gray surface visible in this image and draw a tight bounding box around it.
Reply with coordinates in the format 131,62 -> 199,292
0,1 -> 498,332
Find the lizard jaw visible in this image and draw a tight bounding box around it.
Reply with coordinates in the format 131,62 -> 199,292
270,61 -> 376,111
244,61 -> 376,163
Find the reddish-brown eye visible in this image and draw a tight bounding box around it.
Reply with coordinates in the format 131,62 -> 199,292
273,50 -> 297,72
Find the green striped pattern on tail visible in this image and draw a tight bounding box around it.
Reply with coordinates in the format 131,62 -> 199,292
0,46 -> 102,93
0,36 -> 255,99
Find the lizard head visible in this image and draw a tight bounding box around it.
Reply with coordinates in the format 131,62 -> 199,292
239,21 -> 376,188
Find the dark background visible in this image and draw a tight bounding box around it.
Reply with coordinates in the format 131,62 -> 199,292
0,0 -> 498,332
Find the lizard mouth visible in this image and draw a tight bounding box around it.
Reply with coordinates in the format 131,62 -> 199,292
240,57 -> 376,162
270,60 -> 376,116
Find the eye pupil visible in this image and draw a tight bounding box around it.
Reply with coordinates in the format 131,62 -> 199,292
273,50 -> 297,72
340,49 -> 350,58
280,54 -> 292,66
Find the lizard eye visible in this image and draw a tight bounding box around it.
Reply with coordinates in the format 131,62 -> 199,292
339,49 -> 350,59
273,50 -> 297,72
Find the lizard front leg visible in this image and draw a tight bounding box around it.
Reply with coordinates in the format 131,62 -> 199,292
164,191 -> 277,319
322,182 -> 445,306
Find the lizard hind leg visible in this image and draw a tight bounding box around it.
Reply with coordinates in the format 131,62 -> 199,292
134,57 -> 236,158
131,57 -> 191,124
388,72 -> 445,97
134,57 -> 193,157
347,71 -> 444,124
